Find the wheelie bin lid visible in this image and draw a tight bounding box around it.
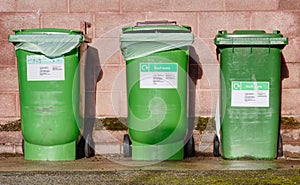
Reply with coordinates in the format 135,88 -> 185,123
122,21 -> 192,33
120,21 -> 194,61
8,28 -> 84,57
12,28 -> 82,34
214,30 -> 288,46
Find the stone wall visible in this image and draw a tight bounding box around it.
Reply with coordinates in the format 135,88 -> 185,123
0,0 -> 299,123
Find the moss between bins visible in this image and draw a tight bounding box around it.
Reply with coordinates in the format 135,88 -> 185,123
281,117 -> 300,129
0,119 -> 21,131
1,117 -> 300,131
94,117 -> 128,130
195,117 -> 215,132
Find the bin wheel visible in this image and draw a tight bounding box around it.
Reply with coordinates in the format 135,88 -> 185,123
123,134 -> 132,158
277,134 -> 283,158
213,134 -> 221,157
184,136 -> 195,158
84,134 -> 95,158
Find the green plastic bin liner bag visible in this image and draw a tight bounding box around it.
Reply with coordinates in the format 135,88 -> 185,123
9,28 -> 84,161
215,30 -> 288,159
120,21 -> 194,160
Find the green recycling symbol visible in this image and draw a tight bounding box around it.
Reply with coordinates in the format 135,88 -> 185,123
232,81 -> 241,90
140,64 -> 149,72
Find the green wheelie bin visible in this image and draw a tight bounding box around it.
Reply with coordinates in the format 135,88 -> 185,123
9,28 -> 84,161
214,30 -> 288,159
120,21 -> 194,160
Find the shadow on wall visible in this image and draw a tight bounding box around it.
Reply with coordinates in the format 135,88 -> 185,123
281,54 -> 289,80
187,46 -> 202,141
77,46 -> 103,159
278,53 -> 289,157
280,53 -> 289,120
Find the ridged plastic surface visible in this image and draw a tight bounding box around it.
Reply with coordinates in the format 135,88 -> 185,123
215,30 -> 287,159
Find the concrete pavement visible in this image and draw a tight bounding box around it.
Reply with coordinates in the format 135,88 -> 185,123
1,154 -> 300,184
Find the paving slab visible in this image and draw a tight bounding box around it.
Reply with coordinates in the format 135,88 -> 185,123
0,154 -> 300,184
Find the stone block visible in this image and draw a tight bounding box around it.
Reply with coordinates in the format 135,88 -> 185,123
0,67 -> 18,92
0,42 -> 16,65
281,89 -> 300,116
281,62 -> 300,89
281,129 -> 300,157
95,143 -> 121,154
42,13 -> 93,34
281,129 -> 300,143
279,0 -> 300,10
198,12 -> 250,38
197,130 -> 214,153
0,13 -> 39,40
226,0 -> 279,10
0,131 -> 22,144
251,12 -> 300,39
198,64 -> 220,90
93,130 -> 120,143
96,65 -> 125,91
96,91 -> 124,117
109,131 -> 127,143
95,13 -> 145,38
70,0 -> 119,12
0,118 -> 20,126
282,38 -> 300,63
192,38 -> 219,64
0,0 -> 16,12
0,93 -> 17,117
195,89 -> 219,117
17,0 -> 67,12
173,0 -> 224,11
0,144 -> 22,154
15,95 -> 20,117
90,38 -> 123,65
146,12 -> 198,36
121,0 -> 172,12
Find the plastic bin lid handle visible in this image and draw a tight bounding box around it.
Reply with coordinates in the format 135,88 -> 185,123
136,21 -> 177,26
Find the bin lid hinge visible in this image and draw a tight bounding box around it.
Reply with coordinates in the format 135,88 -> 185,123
80,21 -> 92,43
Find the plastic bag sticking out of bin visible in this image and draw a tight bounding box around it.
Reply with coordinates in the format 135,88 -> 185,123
214,30 -> 288,160
9,28 -> 84,161
120,21 -> 194,160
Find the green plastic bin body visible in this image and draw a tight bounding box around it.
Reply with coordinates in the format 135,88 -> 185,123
120,22 -> 194,160
215,30 -> 288,159
9,28 -> 83,161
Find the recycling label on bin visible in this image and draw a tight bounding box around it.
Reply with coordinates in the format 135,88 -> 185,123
231,81 -> 270,107
140,63 -> 178,89
26,55 -> 65,81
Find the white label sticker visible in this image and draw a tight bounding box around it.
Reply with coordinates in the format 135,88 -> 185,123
140,63 -> 178,89
26,55 -> 65,81
231,81 -> 269,107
